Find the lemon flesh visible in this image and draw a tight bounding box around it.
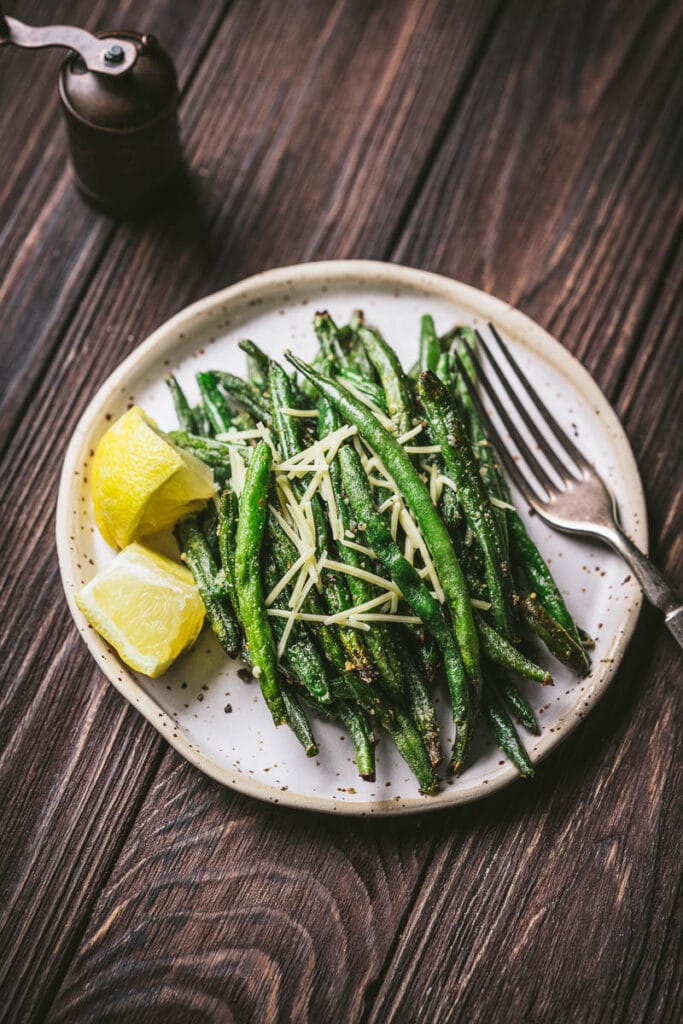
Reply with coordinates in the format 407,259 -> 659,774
76,543 -> 206,678
91,406 -> 215,548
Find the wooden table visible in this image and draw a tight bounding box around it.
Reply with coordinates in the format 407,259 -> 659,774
1,2 -> 681,1021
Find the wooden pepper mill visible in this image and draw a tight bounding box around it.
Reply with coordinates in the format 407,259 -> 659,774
0,6 -> 184,216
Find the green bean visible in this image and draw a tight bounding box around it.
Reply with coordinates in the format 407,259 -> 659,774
420,370 -> 515,641
238,338 -> 270,387
234,441 -> 287,725
419,314 -> 440,375
168,431 -> 237,471
166,375 -> 197,433
281,686 -> 318,757
404,655 -> 442,767
476,615 -> 552,685
435,351 -> 454,384
285,352 -> 481,689
314,311 -> 348,370
497,673 -> 540,735
217,489 -> 239,610
508,514 -> 589,668
338,702 -> 376,780
191,403 -> 212,438
175,514 -> 241,657
408,626 -> 442,689
386,707 -> 439,794
199,500 -> 221,564
482,684 -> 534,777
358,325 -> 413,436
338,443 -> 470,772
213,370 -> 272,424
197,371 -> 233,433
344,310 -> 377,379
519,594 -> 589,676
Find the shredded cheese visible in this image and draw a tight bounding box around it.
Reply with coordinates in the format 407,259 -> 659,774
229,447 -> 247,497
396,423 -> 425,445
216,428 -> 264,442
404,444 -> 442,454
398,507 -> 445,602
355,613 -> 422,625
339,538 -> 376,559
277,425 -> 357,471
265,547 -> 315,607
437,474 -> 459,494
255,422 -> 280,461
323,592 -> 393,625
278,552 -> 324,658
368,476 -> 395,490
471,598 -> 492,610
390,498 -> 401,541
490,496 -> 516,511
282,407 -> 319,417
344,617 -> 372,631
320,558 -> 399,594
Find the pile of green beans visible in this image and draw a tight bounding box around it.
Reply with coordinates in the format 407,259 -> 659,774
168,313 -> 591,794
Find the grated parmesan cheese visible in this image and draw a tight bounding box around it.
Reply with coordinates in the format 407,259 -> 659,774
490,496 -> 516,511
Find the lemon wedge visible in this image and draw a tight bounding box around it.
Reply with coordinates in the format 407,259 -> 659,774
76,543 -> 205,677
91,406 -> 216,548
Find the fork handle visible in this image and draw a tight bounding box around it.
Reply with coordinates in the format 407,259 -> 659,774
609,528 -> 683,650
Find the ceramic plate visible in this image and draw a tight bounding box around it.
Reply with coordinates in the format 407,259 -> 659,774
57,261 -> 646,815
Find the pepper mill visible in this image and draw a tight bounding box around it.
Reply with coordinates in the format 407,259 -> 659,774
0,7 -> 184,216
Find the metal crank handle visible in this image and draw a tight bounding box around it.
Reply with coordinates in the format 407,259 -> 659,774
0,7 -> 137,75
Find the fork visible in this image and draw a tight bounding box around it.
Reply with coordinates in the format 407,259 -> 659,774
453,323 -> 683,650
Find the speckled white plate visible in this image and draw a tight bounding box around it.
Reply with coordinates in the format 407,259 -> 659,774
57,261 -> 646,815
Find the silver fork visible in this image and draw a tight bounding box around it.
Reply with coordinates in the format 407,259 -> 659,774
453,323 -> 683,650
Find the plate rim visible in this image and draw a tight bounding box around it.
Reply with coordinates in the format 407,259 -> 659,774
56,259 -> 647,816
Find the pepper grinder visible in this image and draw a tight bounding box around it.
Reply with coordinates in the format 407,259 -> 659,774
0,7 -> 184,216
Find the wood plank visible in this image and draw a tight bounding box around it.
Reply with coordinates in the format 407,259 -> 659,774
0,0 -> 229,452
38,1 -> 683,1022
0,4 -> 231,1021
0,1 -> 502,1019
395,0 -> 683,393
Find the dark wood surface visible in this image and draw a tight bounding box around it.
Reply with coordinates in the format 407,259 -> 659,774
0,1 -> 681,1021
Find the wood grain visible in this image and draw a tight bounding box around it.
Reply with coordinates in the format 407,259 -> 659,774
0,3 -> 230,1021
47,761 -> 434,1024
0,0 -> 681,1021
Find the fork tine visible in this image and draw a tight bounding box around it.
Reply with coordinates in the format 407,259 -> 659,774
487,323 -> 592,475
451,349 -> 545,510
475,329 -> 580,484
456,339 -> 558,499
